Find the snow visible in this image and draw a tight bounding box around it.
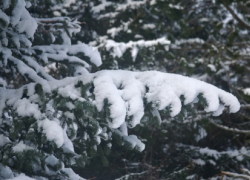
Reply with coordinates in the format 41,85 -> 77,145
244,88 -> 250,96
63,168 -> 85,180
169,3 -> 184,10
7,173 -> 36,180
58,83 -> 84,100
64,111 -> 75,120
0,163 -> 14,179
63,129 -> 75,152
12,98 -> 41,119
0,9 -> 10,25
38,119 -> 64,148
195,127 -> 207,142
173,38 -> 204,47
116,0 -> 147,11
209,160 -> 216,165
124,135 -> 145,152
91,0 -> 113,14
33,43 -> 102,67
91,70 -> 240,128
66,102 -> 75,110
11,0 -> 37,38
2,0 -> 11,10
107,21 -> 131,38
53,11 -> 61,16
102,37 -> 170,60
1,47 -> 11,66
8,56 -> 48,85
213,104 -> 225,116
0,70 -> 240,133
199,147 -> 219,159
23,56 -> 54,81
150,0 -> 156,5
94,74 -> 127,128
142,24 -> 156,29
0,77 -> 7,87
186,175 -> 195,179
120,122 -> 128,136
45,155 -> 60,167
134,34 -> 143,39
68,43 -> 102,66
12,141 -> 34,152
0,134 -> 10,147
197,146 -> 249,161
64,0 -> 76,8
208,64 -> 217,72
97,12 -> 119,19
193,158 -> 205,165
114,129 -> 145,151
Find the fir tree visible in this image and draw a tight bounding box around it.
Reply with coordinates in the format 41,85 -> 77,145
0,0 -> 245,179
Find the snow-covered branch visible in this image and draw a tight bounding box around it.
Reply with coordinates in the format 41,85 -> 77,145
221,171 -> 250,180
0,70 -> 240,152
210,120 -> 250,134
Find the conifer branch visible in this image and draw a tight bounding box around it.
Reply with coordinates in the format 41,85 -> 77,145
222,1 -> 250,30
210,120 -> 250,134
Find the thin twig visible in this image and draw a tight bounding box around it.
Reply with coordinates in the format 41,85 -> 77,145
210,120 -> 250,134
221,171 -> 250,180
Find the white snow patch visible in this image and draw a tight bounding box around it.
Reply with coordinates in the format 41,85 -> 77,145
243,88 -> 250,96
12,141 -> 34,152
208,64 -> 217,72
0,134 -> 10,147
0,163 -> 14,179
62,168 -> 85,180
142,24 -> 156,29
38,119 -> 64,148
12,98 -> 41,119
193,158 -> 205,165
7,173 -> 36,180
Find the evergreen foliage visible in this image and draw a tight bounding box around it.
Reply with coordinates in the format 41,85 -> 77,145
0,0 -> 249,180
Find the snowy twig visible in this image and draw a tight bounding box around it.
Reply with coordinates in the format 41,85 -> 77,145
241,168 -> 250,176
241,104 -> 250,109
222,1 -> 250,31
210,120 -> 250,134
221,171 -> 250,180
166,162 -> 194,179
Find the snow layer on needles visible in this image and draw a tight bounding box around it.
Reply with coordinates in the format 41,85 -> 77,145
12,141 -> 34,152
8,173 -> 36,180
38,119 -> 64,148
0,70 -> 240,129
104,37 -> 170,61
0,70 -> 240,152
33,43 -> 102,67
92,70 -> 240,128
11,0 -> 37,38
